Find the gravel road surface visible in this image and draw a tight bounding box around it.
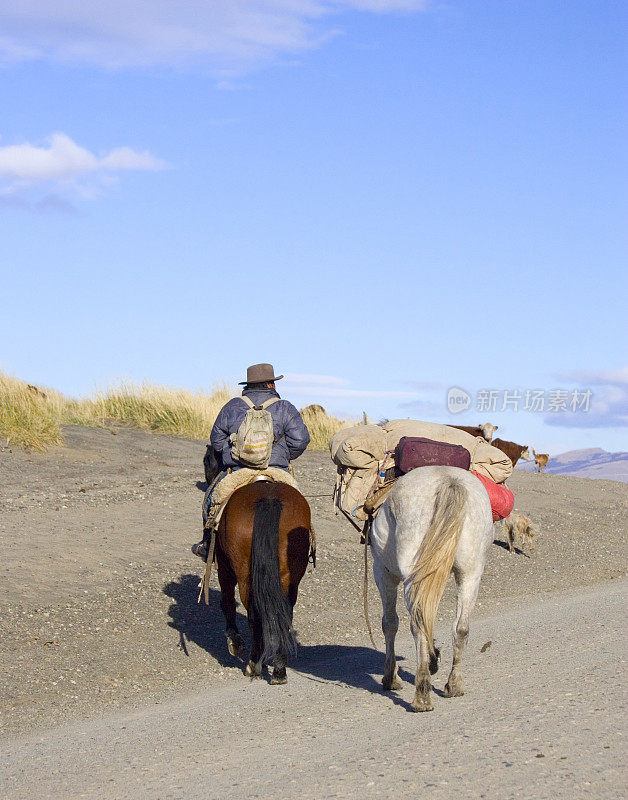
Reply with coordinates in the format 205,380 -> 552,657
1,579 -> 625,800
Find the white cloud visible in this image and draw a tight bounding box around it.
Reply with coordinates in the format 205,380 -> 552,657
405,380 -> 446,392
546,366 -> 628,428
0,133 -> 165,183
0,1 -> 429,74
283,373 -> 350,387
100,147 -> 166,172
282,372 -> 415,400
0,192 -> 77,214
556,367 -> 628,387
399,397 -> 445,417
0,134 -> 95,181
0,133 -> 166,208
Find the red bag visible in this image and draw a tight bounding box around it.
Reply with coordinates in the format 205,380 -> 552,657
394,436 -> 471,475
472,471 -> 514,521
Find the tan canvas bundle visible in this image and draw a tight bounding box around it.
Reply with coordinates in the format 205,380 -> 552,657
230,396 -> 279,469
329,424 -> 387,469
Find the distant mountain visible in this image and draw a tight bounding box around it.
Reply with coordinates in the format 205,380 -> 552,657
517,447 -> 628,482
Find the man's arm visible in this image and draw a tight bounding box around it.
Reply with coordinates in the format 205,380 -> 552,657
281,402 -> 311,460
210,400 -> 237,465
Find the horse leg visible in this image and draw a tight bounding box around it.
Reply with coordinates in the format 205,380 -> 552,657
270,653 -> 287,684
506,525 -> 514,553
404,583 -> 434,712
412,623 -> 434,712
245,615 -> 263,677
270,602 -> 293,685
444,567 -> 482,698
270,583 -> 300,685
373,558 -> 402,691
271,589 -> 298,685
216,553 -> 244,658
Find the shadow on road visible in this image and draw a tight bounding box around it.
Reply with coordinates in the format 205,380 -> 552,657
163,573 -> 248,668
163,572 -> 420,711
294,644 -> 418,712
492,538 -> 530,557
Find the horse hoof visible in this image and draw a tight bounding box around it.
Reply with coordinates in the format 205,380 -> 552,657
411,696 -> 434,712
443,682 -> 464,698
270,673 -> 288,685
227,635 -> 245,658
245,660 -> 262,677
429,647 -> 440,675
382,676 -> 403,691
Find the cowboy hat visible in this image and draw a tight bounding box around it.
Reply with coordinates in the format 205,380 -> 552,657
238,363 -> 284,385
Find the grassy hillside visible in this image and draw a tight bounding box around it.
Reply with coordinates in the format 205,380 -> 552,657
0,371 -> 347,452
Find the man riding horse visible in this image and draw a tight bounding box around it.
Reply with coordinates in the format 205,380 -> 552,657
192,363 -> 310,560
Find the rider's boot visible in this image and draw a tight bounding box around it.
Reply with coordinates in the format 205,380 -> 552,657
191,530 -> 210,561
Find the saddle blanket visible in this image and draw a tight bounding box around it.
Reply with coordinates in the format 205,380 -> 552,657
205,467 -> 300,531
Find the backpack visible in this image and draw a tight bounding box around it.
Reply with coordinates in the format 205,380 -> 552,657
230,396 -> 280,469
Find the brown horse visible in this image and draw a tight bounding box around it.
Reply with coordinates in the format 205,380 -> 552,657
214,479 -> 312,684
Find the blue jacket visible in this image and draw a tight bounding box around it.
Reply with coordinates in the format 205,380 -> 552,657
210,388 -> 310,469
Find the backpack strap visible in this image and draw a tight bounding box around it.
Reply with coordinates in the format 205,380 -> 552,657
240,396 -> 279,411
260,397 -> 283,446
261,397 -> 280,409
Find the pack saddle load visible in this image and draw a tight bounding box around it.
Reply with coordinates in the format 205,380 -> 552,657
330,419 -> 514,527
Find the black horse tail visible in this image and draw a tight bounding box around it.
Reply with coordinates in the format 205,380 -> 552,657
250,497 -> 296,665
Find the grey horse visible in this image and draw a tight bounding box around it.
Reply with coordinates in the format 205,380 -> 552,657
370,466 -> 494,712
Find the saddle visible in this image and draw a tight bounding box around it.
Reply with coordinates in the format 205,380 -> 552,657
204,467 -> 300,533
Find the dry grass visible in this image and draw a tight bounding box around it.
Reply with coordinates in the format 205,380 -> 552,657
0,371 -> 350,452
66,381 -> 235,440
299,404 -> 349,449
0,373 -> 64,451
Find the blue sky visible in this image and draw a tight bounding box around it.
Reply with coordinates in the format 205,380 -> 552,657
1,0 -> 626,454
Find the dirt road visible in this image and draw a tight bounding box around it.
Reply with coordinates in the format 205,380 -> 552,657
1,579 -> 624,800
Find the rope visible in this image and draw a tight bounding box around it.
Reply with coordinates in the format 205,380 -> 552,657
362,517 -> 378,650
197,529 -> 217,605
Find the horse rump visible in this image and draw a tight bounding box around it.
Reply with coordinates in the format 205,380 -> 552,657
250,497 -> 296,664
407,476 -> 467,655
